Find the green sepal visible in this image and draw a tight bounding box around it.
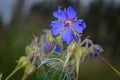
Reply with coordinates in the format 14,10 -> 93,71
25,46 -> 34,56
75,48 -> 83,59
47,32 -> 54,42
17,56 -> 30,68
22,63 -> 35,80
68,41 -> 77,53
54,35 -> 62,45
82,47 -> 89,56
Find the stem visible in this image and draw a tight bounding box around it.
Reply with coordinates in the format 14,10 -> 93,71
79,36 -> 90,47
63,52 -> 71,68
5,67 -> 21,80
37,58 -> 64,69
21,74 -> 26,80
31,54 -> 37,65
58,52 -> 71,80
100,56 -> 120,77
0,74 -> 2,80
47,46 -> 56,56
51,64 -> 61,80
76,58 -> 80,80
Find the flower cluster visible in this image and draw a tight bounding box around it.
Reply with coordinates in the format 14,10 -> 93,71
3,5 -> 108,80
5,6 -> 104,80
43,7 -> 103,79
44,6 -> 103,59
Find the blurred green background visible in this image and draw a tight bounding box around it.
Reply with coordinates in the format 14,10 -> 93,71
0,0 -> 120,80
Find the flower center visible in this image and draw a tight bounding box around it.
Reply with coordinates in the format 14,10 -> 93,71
64,20 -> 73,28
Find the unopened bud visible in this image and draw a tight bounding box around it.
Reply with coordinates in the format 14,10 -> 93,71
89,46 -> 93,53
89,44 -> 104,57
68,41 -> 77,53
94,44 -> 104,53
55,35 -> 62,45
82,47 -> 89,56
25,46 -> 33,56
55,44 -> 61,52
70,60 -> 75,67
75,48 -> 86,63
17,56 -> 30,68
48,32 -> 54,42
44,42 -> 54,51
75,48 -> 83,58
24,63 -> 35,76
73,34 -> 79,41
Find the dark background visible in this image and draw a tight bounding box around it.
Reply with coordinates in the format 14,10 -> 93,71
0,0 -> 120,80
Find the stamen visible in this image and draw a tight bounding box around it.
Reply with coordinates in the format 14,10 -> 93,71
65,20 -> 73,27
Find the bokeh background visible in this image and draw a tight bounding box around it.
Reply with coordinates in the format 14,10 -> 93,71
0,0 -> 120,80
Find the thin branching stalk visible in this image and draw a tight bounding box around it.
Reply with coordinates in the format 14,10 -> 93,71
100,56 -> 120,77
21,75 -> 26,80
76,58 -> 80,80
5,67 -> 21,80
37,58 -> 64,69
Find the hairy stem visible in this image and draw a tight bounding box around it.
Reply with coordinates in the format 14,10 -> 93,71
21,75 -> 26,80
5,67 -> 21,80
76,58 -> 80,80
100,56 -> 120,77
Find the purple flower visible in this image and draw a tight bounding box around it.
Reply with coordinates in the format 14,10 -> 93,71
50,6 -> 86,44
94,47 -> 100,57
44,42 -> 53,51
87,52 -> 91,58
73,34 -> 79,41
87,45 -> 103,58
93,45 -> 103,57
55,44 -> 61,52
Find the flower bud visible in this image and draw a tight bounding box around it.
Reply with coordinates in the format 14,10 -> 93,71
89,46 -> 93,53
89,44 -> 103,57
68,41 -> 77,53
47,32 -> 54,42
82,47 -> 89,56
24,63 -> 35,76
21,63 -> 35,80
75,48 -> 83,59
44,42 -> 54,51
94,44 -> 104,53
55,35 -> 62,45
75,48 -> 85,63
17,56 -> 30,68
44,32 -> 55,52
70,60 -> 75,67
55,44 -> 61,52
25,46 -> 34,56
73,34 -> 79,41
